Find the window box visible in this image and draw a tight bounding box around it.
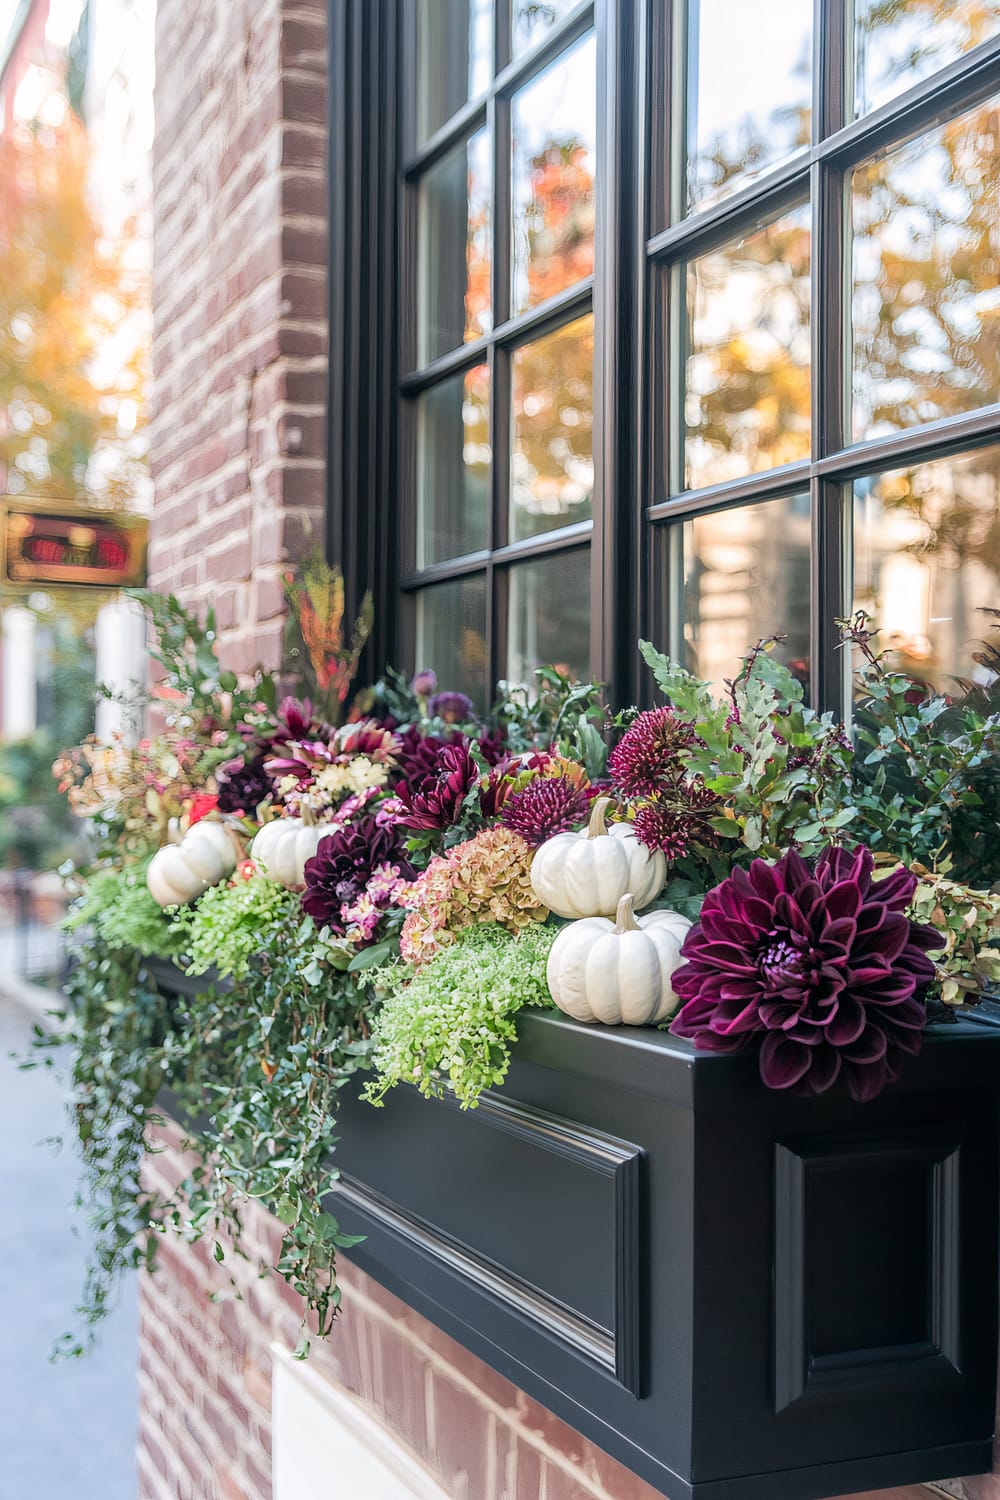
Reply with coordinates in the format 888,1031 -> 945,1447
150,960 -> 1000,1500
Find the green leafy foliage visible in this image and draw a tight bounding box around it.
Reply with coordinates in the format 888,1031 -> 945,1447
364,922 -> 559,1110
64,861 -> 187,958
638,636 -> 854,872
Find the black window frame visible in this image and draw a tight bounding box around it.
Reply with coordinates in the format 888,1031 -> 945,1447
327,0 -> 1000,714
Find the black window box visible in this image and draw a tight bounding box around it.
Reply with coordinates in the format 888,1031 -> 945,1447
150,960 -> 1000,1500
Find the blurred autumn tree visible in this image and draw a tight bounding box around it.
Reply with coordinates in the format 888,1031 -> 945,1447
0,105 -> 147,502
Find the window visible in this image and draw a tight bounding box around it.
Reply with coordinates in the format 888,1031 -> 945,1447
648,0 -> 1000,707
399,3 -> 597,706
333,4 -> 1000,713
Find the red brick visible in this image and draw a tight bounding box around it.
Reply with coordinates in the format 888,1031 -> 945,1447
429,1369 -> 494,1497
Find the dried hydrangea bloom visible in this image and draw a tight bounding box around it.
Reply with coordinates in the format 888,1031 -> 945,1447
399,827 -> 547,964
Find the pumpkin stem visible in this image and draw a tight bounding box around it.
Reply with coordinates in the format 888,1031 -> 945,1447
614,893 -> 641,933
587,796 -> 613,839
301,804 -> 316,828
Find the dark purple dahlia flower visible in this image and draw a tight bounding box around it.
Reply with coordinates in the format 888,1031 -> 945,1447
670,846 -> 942,1103
500,775 -> 591,846
301,817 -> 414,931
396,742 -> 478,830
609,708 -> 697,797
393,727 -> 454,790
215,753 -> 274,815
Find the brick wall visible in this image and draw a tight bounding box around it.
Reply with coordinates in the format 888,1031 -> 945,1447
148,0 -> 328,675
138,1119 -> 933,1500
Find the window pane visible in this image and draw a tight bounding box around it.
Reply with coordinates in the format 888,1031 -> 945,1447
855,0 -> 1000,118
511,34 -> 596,316
851,100 -> 1000,442
415,576 -> 488,708
506,549 -> 591,685
513,0 -> 580,58
684,207 -> 811,492
685,0 -> 812,214
417,365 -> 491,567
418,128 -> 492,365
416,1 -> 493,143
681,496 -> 813,687
511,315 -> 594,542
853,446 -> 1000,691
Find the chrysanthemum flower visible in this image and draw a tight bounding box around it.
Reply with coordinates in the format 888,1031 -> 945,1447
608,708 -> 697,796
500,774 -> 591,846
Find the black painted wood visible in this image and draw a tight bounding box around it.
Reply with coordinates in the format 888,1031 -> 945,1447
147,960 -> 1000,1500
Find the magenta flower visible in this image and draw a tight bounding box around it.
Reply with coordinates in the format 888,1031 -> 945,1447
393,727 -> 454,789
631,781 -> 722,858
500,775 -> 591,846
608,708 -> 697,796
670,846 -> 943,1102
410,668 -> 438,698
396,742 -> 478,830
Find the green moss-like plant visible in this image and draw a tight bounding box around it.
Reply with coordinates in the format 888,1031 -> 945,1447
364,921 -> 559,1110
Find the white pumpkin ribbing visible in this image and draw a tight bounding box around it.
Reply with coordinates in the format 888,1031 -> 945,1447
529,796 -> 666,918
146,821 -> 238,907
546,894 -> 691,1026
250,814 -> 330,889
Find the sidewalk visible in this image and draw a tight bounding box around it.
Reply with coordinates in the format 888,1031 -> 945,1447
0,980 -> 138,1499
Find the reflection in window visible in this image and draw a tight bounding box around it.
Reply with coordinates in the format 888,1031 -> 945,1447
507,549 -> 591,686
416,0 -> 493,142
417,366 -> 490,567
854,0 -> 1000,118
513,0 -> 580,58
511,314 -> 593,542
852,100 -> 1000,442
854,447 -> 1000,690
511,35 -> 596,315
681,496 -> 812,687
685,0 -> 811,213
415,576 -> 489,708
684,207 -> 811,492
418,128 -> 492,365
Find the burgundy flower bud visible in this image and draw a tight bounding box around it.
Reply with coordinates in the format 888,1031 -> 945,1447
396,742 -> 478,830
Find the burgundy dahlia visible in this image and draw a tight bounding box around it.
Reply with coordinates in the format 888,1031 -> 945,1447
609,708 -> 697,796
396,742 -> 478,830
670,846 -> 942,1102
215,753 -> 274,815
500,775 -> 591,846
393,727 -> 454,790
301,817 -> 414,931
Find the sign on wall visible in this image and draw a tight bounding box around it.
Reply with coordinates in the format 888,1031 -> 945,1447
0,499 -> 148,590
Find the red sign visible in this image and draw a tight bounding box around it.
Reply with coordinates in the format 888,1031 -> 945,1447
1,503 -> 147,589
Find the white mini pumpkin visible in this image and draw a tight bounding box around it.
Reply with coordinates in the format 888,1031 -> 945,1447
546,893 -> 690,1025
530,796 -> 666,918
146,820 -> 238,907
250,812 -> 329,889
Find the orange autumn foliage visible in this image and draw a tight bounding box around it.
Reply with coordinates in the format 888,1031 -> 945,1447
0,109 -> 147,500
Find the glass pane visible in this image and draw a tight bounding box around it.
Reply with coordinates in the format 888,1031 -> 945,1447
851,101 -> 1000,442
855,0 -> 1000,118
682,496 -> 813,687
684,207 -> 811,492
513,0 -> 580,57
685,0 -> 812,214
418,128 -> 492,365
511,314 -> 594,542
853,446 -> 1000,691
506,549 -> 591,685
415,576 -> 489,708
416,0 -> 493,142
417,365 -> 491,567
511,34 -> 596,315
